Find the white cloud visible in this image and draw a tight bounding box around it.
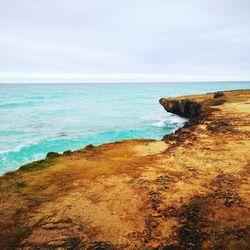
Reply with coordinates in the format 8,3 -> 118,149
0,0 -> 250,82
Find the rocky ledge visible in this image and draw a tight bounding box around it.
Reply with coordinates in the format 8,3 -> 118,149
159,91 -> 226,119
0,90 -> 249,250
159,98 -> 202,118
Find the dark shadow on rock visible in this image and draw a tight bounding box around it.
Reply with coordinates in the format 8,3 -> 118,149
87,241 -> 117,250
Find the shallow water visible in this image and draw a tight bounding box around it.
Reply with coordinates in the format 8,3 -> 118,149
0,82 -> 249,174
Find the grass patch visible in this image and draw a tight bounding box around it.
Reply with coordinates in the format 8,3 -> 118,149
46,152 -> 61,159
18,158 -> 57,172
63,150 -> 73,156
203,98 -> 225,106
84,144 -> 95,150
16,182 -> 28,190
3,171 -> 15,177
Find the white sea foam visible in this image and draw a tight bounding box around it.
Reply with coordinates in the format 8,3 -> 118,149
167,114 -> 188,125
151,117 -> 168,127
0,139 -> 41,154
151,113 -> 188,128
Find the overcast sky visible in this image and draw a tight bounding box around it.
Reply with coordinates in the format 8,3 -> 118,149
1,0 -> 250,83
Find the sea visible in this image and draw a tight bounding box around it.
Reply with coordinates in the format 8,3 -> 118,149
0,82 -> 249,175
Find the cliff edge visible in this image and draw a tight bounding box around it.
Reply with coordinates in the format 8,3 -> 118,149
0,90 -> 249,249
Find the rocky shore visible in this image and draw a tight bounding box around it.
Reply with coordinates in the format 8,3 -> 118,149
0,89 -> 249,249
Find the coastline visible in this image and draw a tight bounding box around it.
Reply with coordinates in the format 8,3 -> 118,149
0,89 -> 249,249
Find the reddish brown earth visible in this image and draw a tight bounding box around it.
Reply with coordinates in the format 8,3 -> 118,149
0,89 -> 249,249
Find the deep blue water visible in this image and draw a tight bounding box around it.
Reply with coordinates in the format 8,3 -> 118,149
0,82 -> 249,175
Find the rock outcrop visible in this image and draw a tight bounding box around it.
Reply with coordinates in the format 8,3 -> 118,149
159,98 -> 202,118
214,91 -> 224,98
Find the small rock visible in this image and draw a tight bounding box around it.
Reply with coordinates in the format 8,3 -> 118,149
224,198 -> 234,207
46,152 -> 61,159
85,144 -> 95,150
63,150 -> 73,156
213,91 -> 224,98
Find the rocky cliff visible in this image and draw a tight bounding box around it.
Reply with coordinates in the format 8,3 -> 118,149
159,91 -> 226,119
0,90 -> 249,250
159,98 -> 202,118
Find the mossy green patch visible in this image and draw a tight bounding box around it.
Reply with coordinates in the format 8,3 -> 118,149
84,144 -> 95,150
16,182 -> 28,190
63,150 -> 73,156
203,98 -> 225,106
4,171 -> 15,177
46,152 -> 61,159
18,158 -> 57,172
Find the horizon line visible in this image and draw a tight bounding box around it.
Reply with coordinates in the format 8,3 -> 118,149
1,72 -> 250,84
1,80 -> 250,84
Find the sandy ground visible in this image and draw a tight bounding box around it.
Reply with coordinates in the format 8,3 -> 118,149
0,89 -> 249,249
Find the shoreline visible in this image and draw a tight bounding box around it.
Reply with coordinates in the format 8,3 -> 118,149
8,89 -> 230,175
0,89 -> 249,249
1,82 -> 249,175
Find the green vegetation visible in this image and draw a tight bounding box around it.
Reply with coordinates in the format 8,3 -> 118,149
63,150 -> 73,156
16,181 -> 28,190
46,152 -> 61,159
203,98 -> 225,106
18,158 -> 56,172
84,144 -> 95,150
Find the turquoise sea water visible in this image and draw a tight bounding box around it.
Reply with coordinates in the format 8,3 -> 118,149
0,82 -> 249,175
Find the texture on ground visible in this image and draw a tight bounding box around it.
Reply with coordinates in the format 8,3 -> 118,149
0,90 -> 249,249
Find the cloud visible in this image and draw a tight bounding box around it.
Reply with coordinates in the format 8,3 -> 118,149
0,0 -> 250,82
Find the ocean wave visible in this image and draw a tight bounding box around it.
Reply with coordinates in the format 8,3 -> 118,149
0,135 -> 77,156
0,135 -> 51,155
0,141 -> 39,154
0,101 -> 36,109
151,118 -> 167,127
150,114 -> 188,128
167,114 -> 188,125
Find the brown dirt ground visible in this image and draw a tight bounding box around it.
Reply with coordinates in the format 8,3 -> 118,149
0,89 -> 249,249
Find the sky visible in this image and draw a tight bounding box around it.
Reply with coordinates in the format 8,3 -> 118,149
0,0 -> 250,83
